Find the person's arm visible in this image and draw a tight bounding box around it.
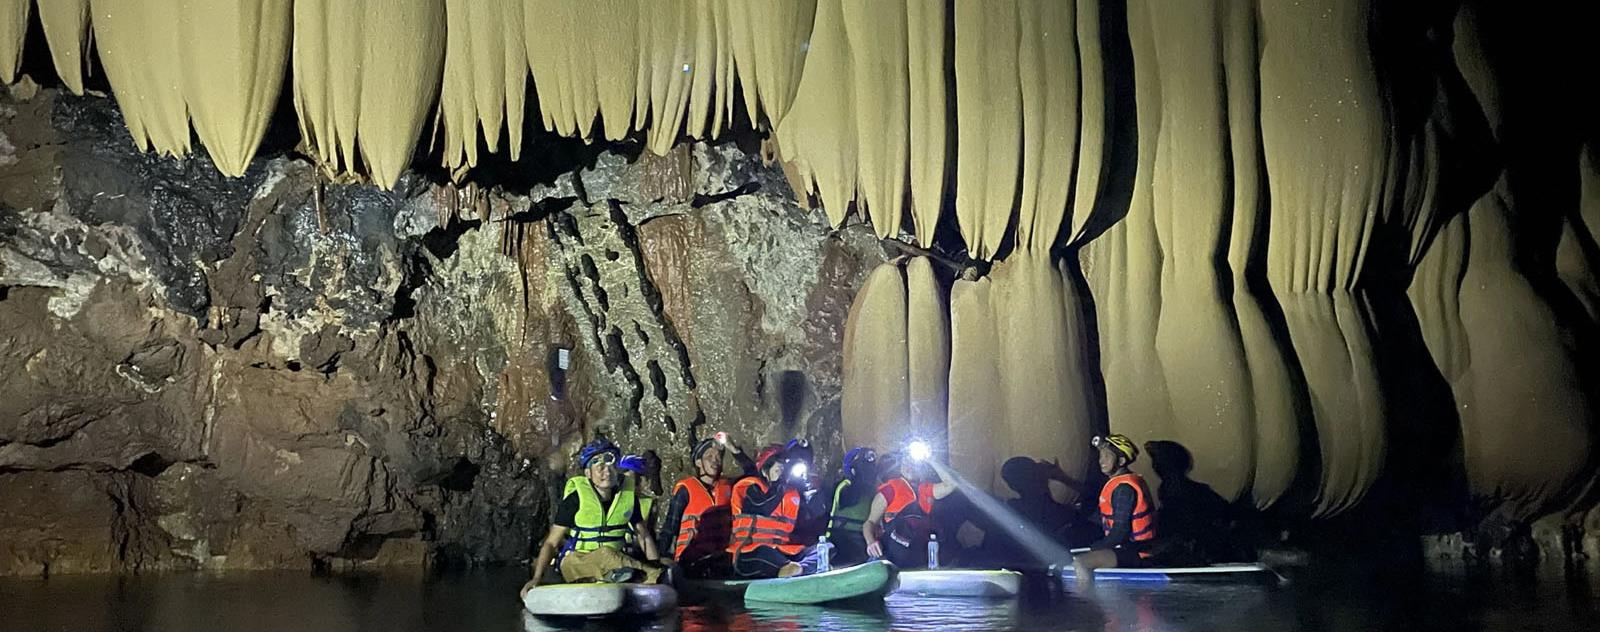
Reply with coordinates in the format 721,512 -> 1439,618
521,524 -> 570,596
1043,459 -> 1089,503
1090,484 -> 1136,550
927,461 -> 960,499
863,492 -> 889,558
655,487 -> 690,558
633,514 -> 661,562
731,445 -> 758,478
799,483 -> 829,520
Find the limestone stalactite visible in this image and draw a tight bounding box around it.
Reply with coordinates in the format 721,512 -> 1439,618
37,0 -> 90,95
1222,0 -> 1301,509
293,0 -> 445,188
946,275 -> 1001,491
904,257 -> 949,446
90,0 -> 191,159
776,0 -> 934,241
942,1 -> 1111,496
1407,2 -> 1597,519
0,0 -> 22,84
1144,0 -> 1257,503
774,0 -> 855,228
841,261 -> 910,453
440,0 -> 527,169
905,0 -> 945,248
952,0 -> 1019,260
1260,0 -> 1391,515
178,1 -> 292,177
725,0 -> 814,127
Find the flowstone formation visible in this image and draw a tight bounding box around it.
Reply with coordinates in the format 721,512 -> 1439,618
2,0 -> 1598,569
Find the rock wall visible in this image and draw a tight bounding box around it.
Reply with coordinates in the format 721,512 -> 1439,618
2,0 -> 1598,571
0,87 -> 883,576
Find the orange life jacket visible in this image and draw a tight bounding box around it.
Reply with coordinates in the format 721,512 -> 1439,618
878,478 -> 935,527
670,475 -> 733,561
727,477 -> 804,555
1098,472 -> 1155,555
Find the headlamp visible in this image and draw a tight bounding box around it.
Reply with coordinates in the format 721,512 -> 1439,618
908,440 -> 932,462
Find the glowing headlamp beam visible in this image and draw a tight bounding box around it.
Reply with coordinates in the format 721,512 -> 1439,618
908,440 -> 932,462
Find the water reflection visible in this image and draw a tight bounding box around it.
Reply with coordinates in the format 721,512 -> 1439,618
0,564 -> 1595,632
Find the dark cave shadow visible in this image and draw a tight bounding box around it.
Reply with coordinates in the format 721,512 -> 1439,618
1144,440 -> 1255,564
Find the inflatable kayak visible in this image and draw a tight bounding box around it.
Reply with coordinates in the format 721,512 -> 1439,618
892,569 -> 1023,597
521,583 -> 678,617
1056,562 -> 1282,585
742,560 -> 898,605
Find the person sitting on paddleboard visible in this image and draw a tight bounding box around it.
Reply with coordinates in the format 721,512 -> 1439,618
782,439 -> 830,543
824,446 -> 881,566
520,438 -> 664,598
727,443 -> 828,578
864,440 -> 958,568
655,432 -> 757,578
1072,434 -> 1156,582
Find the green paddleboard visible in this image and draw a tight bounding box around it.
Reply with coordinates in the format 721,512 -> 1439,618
741,561 -> 898,605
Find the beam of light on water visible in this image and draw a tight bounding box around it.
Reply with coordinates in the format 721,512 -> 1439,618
933,464 -> 1075,569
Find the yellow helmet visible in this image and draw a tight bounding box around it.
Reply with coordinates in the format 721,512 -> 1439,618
1093,434 -> 1139,464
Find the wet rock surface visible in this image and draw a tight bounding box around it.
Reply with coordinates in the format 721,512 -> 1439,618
0,89 -> 880,576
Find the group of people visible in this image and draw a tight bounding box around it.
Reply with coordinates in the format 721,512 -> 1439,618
519,430 -> 1174,595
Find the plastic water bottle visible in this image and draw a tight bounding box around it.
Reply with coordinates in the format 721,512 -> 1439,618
816,536 -> 833,573
927,534 -> 940,569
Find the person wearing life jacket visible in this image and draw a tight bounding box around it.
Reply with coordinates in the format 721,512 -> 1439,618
727,443 -> 828,578
1072,434 -> 1156,583
864,443 -> 958,568
655,433 -> 758,578
782,438 -> 830,544
520,439 -> 663,598
825,447 -> 880,566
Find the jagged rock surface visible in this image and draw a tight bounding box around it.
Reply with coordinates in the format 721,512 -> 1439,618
0,89 -> 880,576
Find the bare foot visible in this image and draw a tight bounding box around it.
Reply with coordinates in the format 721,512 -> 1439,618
778,562 -> 804,578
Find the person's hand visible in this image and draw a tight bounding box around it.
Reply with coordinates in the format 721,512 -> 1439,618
866,539 -> 884,558
519,579 -> 539,599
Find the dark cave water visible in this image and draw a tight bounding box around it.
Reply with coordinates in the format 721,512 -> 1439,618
2,563 -> 1595,632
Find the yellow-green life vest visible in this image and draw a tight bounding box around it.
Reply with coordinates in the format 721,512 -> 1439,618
827,478 -> 872,540
564,475 -> 637,552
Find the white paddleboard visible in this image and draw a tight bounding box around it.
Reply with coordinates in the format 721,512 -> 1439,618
892,569 -> 1023,597
1057,562 -> 1281,584
522,583 -> 678,617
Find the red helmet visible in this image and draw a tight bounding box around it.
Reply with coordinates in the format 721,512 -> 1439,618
755,444 -> 786,473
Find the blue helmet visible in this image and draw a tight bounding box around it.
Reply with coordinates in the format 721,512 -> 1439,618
843,447 -> 877,479
579,439 -> 621,468
784,438 -> 813,464
618,454 -> 646,474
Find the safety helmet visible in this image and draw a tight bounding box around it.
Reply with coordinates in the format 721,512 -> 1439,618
843,447 -> 878,479
618,454 -> 646,474
579,439 -> 622,468
691,437 -> 720,462
755,444 -> 786,474
784,438 -> 813,463
1092,434 -> 1139,464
